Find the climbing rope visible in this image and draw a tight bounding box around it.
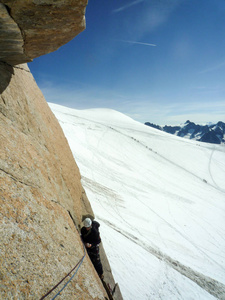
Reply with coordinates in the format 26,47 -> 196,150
39,242 -> 86,300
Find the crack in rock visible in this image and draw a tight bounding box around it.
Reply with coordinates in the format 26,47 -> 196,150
0,168 -> 36,188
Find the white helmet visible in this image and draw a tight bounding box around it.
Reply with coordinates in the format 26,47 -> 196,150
84,218 -> 92,228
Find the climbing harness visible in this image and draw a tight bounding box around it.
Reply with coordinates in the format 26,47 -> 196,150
39,242 -> 86,300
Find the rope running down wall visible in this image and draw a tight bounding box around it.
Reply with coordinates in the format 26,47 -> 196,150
39,242 -> 86,300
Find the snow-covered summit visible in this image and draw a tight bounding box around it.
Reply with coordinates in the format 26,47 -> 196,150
49,103 -> 225,300
49,103 -> 140,127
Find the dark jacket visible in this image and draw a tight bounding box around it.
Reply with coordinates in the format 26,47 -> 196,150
81,221 -> 101,247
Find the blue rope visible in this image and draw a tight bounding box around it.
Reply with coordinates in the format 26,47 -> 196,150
51,248 -> 86,300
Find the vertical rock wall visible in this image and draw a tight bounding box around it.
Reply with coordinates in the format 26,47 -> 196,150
0,62 -> 108,299
0,1 -> 123,299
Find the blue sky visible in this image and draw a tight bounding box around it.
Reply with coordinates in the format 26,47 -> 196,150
29,0 -> 225,125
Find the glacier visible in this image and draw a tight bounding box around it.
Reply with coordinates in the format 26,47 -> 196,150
49,103 -> 225,300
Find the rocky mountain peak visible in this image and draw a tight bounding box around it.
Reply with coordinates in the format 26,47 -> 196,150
145,120 -> 225,144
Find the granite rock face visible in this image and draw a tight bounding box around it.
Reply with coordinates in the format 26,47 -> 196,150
0,0 -> 88,65
0,63 -> 108,299
0,1 -> 123,298
0,4 -> 31,65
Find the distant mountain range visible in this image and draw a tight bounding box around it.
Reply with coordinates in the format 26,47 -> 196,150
144,120 -> 225,144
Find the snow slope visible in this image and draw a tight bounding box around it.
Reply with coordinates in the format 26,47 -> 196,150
49,103 -> 225,300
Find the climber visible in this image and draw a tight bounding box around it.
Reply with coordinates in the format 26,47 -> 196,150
81,218 -> 104,280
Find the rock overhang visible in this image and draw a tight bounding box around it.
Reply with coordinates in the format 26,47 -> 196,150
0,0 -> 88,65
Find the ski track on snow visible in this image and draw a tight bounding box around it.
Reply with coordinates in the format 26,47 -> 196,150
81,121 -> 225,269
81,121 -> 225,298
98,217 -> 225,300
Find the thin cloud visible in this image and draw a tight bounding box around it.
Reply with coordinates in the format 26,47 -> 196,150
38,80 -> 225,125
112,0 -> 144,13
118,39 -> 157,47
199,60 -> 225,74
120,98 -> 225,124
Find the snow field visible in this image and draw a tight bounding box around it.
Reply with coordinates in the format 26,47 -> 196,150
49,103 -> 225,300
